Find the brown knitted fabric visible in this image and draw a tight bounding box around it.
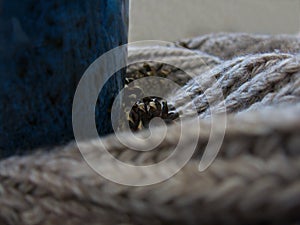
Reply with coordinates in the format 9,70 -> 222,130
0,33 -> 300,225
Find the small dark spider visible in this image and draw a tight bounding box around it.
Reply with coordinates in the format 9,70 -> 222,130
128,97 -> 179,132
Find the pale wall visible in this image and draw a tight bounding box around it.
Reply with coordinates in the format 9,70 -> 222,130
129,0 -> 300,42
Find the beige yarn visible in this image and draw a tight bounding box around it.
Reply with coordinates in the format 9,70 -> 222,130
0,33 -> 300,225
175,33 -> 300,60
170,53 -> 300,118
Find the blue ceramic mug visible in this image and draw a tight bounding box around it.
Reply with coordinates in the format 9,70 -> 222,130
0,0 -> 128,158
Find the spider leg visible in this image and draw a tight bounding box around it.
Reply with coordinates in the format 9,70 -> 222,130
148,98 -> 161,118
137,102 -> 151,129
161,100 -> 169,119
128,104 -> 141,131
167,112 -> 179,120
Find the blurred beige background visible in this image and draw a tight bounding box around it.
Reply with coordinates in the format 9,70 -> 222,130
129,0 -> 300,42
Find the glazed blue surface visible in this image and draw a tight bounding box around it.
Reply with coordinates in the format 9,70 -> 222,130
0,0 -> 128,158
